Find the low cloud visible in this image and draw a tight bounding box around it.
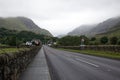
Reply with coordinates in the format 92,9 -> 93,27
0,0 -> 120,36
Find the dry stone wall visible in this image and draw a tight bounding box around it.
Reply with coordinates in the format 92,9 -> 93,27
0,46 -> 41,80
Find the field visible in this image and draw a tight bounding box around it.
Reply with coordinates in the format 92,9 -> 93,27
58,48 -> 120,59
0,48 -> 30,54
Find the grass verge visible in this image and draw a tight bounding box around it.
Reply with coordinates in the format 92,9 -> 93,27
0,48 -> 30,54
58,48 -> 120,60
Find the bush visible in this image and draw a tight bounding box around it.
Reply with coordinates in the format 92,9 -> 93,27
117,40 -> 120,45
100,36 -> 108,44
6,36 -> 17,46
110,37 -> 118,45
90,37 -> 96,41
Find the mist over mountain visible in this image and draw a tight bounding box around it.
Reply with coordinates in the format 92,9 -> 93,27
96,20 -> 120,38
0,17 -> 52,36
90,17 -> 120,35
68,16 -> 120,37
57,34 -> 67,38
68,24 -> 96,36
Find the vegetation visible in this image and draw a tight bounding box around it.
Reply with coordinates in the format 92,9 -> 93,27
58,48 -> 120,59
90,37 -> 96,41
58,35 -> 89,46
0,28 -> 51,46
110,37 -> 118,45
57,35 -> 120,46
100,36 -> 108,44
96,21 -> 120,38
0,48 -> 30,54
96,30 -> 120,40
117,39 -> 120,44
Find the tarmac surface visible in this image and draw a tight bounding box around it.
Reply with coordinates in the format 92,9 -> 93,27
44,46 -> 120,80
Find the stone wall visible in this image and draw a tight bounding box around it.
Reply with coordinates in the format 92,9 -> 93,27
59,45 -> 120,52
0,46 -> 41,80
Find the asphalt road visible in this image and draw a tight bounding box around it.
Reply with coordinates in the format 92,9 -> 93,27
43,46 -> 120,80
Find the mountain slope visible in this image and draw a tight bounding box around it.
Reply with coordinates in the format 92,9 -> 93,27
96,21 -> 120,38
68,24 -> 96,36
0,17 -> 52,36
90,17 -> 120,35
68,16 -> 120,37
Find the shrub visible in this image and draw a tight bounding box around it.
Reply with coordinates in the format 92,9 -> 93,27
117,39 -> 120,45
90,37 -> 96,41
110,37 -> 118,45
100,36 -> 108,44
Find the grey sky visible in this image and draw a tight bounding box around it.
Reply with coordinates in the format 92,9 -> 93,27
0,0 -> 120,36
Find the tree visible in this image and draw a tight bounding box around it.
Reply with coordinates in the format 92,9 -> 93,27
110,37 -> 118,45
51,37 -> 58,42
90,37 -> 96,41
58,35 -> 89,46
58,36 -> 80,46
100,36 -> 108,44
6,36 -> 17,46
117,40 -> 120,45
0,28 -> 50,46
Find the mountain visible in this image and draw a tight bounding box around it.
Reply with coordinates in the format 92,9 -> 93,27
68,24 -> 96,36
68,16 -> 120,37
96,21 -> 120,38
89,17 -> 120,35
0,17 -> 52,36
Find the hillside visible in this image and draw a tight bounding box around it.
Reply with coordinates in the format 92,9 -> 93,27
68,16 -> 120,37
96,22 -> 120,38
0,17 -> 52,36
90,17 -> 120,35
68,25 -> 96,36
0,28 -> 48,46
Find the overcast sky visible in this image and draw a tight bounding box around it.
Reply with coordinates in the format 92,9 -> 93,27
0,0 -> 120,36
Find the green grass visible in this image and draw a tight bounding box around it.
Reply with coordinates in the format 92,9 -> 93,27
0,48 -> 30,54
96,29 -> 120,38
58,48 -> 120,59
0,44 -> 9,47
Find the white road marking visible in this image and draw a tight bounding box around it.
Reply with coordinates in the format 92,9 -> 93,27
75,58 -> 100,68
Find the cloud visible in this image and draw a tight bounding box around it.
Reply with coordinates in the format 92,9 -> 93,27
0,0 -> 120,36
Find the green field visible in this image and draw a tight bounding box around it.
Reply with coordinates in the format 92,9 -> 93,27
0,48 -> 30,54
58,48 -> 120,59
96,29 -> 120,38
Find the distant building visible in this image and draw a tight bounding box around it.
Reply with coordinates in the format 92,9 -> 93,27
48,44 -> 52,46
26,41 -> 32,46
31,39 -> 42,46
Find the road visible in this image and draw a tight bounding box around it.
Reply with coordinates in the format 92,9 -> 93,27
43,46 -> 120,80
